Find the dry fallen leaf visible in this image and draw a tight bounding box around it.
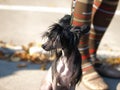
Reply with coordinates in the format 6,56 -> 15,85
1,41 -> 119,66
106,58 -> 120,65
11,56 -> 21,62
39,53 -> 49,61
17,63 -> 27,68
0,51 -> 4,57
49,54 -> 56,61
40,63 -> 47,70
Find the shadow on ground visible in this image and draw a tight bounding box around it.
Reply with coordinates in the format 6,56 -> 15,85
0,60 -> 120,90
0,60 -> 51,77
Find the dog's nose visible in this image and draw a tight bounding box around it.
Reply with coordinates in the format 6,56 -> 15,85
41,44 -> 45,49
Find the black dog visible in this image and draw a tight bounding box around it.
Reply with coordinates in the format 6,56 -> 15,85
40,15 -> 90,90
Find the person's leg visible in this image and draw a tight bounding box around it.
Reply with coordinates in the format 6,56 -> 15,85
71,0 -> 108,89
89,0 -> 119,61
89,0 -> 120,78
72,0 -> 93,63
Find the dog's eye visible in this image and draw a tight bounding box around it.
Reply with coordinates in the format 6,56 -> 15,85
51,36 -> 60,45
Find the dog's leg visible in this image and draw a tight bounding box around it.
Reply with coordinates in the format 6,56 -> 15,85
40,68 -> 53,90
52,73 -> 59,90
70,85 -> 75,90
52,78 -> 57,90
40,83 -> 52,90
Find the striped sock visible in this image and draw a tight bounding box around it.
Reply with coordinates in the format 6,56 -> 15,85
89,0 -> 119,61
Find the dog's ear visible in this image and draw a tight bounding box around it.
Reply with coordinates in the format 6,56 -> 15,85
70,25 -> 90,34
80,25 -> 90,34
49,23 -> 64,32
42,23 -> 64,40
42,31 -> 49,38
59,14 -> 71,24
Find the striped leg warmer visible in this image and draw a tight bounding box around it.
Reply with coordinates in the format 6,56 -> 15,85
89,0 -> 119,61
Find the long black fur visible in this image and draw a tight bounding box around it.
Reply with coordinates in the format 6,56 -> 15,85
42,14 -> 90,89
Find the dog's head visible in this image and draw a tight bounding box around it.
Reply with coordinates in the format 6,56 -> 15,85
42,24 -> 90,51
42,15 -> 90,51
42,23 -> 63,51
42,15 -> 71,51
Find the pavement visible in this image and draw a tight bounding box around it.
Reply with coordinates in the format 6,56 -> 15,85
0,60 -> 120,90
0,0 -> 120,90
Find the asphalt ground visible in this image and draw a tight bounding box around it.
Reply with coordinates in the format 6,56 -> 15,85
0,60 -> 120,90
0,0 -> 120,90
